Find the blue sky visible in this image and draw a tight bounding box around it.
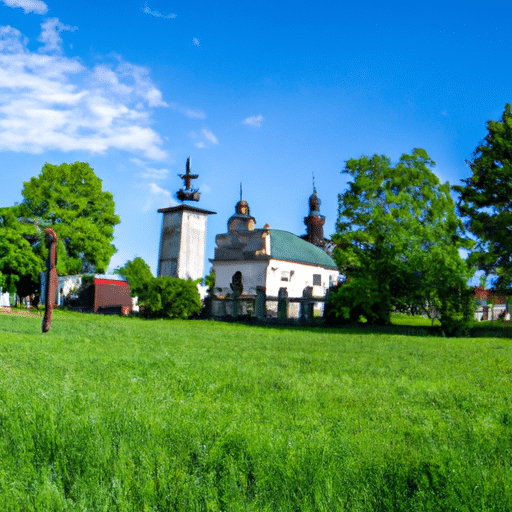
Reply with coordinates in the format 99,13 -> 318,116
1,0 -> 511,276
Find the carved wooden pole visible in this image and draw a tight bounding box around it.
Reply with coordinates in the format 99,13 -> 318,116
42,228 -> 58,333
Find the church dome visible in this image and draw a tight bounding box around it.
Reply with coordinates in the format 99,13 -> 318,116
235,200 -> 250,216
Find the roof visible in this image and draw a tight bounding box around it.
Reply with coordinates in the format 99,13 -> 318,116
269,229 -> 338,269
158,204 -> 216,215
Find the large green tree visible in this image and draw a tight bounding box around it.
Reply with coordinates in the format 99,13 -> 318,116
21,162 -> 120,274
114,257 -> 154,302
453,103 -> 512,289
329,148 -> 473,330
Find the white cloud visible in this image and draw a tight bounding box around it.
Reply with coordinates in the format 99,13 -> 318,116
192,38 -> 200,47
0,25 -> 28,53
142,2 -> 176,19
0,26 -> 169,160
1,0 -> 48,14
143,182 -> 176,211
243,114 -> 264,128
191,128 -> 218,149
202,128 -> 218,145
37,18 -> 77,54
130,158 -> 169,180
168,101 -> 205,119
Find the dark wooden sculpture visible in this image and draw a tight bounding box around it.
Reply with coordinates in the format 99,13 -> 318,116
176,157 -> 200,201
42,228 -> 58,333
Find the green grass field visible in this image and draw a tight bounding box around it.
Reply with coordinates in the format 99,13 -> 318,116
0,311 -> 511,511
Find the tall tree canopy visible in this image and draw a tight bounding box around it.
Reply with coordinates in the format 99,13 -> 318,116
329,148 -> 473,330
453,103 -> 512,289
21,162 -> 120,274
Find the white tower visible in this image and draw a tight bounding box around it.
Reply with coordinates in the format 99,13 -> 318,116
157,157 -> 216,280
157,204 -> 215,280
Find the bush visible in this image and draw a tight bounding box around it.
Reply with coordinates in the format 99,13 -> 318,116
324,278 -> 391,325
140,276 -> 202,319
439,281 -> 474,337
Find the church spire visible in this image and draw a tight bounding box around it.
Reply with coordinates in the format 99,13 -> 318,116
304,183 -> 325,247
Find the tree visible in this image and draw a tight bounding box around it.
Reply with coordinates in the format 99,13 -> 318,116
330,148 -> 473,329
453,103 -> 512,289
114,257 -> 154,302
0,207 -> 44,298
21,162 -> 120,274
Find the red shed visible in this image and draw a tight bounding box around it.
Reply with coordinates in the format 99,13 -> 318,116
68,274 -> 132,315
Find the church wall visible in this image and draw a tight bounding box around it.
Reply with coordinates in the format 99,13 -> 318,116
265,259 -> 339,298
212,260 -> 268,296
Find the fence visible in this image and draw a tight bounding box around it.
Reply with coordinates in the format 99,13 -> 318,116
209,286 -> 327,323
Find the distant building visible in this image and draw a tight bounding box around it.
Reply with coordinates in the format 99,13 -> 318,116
210,191 -> 339,318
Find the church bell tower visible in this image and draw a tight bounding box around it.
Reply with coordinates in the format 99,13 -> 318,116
157,158 -> 216,280
304,187 -> 325,248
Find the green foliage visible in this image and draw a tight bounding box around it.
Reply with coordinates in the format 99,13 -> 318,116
21,162 -> 120,274
332,149 -> 473,328
0,312 -> 511,510
114,256 -> 153,300
454,103 -> 512,288
141,276 -> 202,319
0,206 -> 44,297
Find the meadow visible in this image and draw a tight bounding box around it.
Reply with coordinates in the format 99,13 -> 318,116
0,311 -> 511,511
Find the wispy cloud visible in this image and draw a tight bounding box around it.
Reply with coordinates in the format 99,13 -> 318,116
1,0 -> 48,15
192,38 -> 200,47
143,182 -> 176,211
37,18 -> 78,54
193,128 -> 218,148
131,157 -> 169,180
142,2 -> 176,19
0,24 -> 169,160
168,101 -> 205,119
202,128 -> 218,145
243,114 -> 264,128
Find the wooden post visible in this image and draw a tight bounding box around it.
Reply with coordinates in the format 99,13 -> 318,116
42,228 -> 58,333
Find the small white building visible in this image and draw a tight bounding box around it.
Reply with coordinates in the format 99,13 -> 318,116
210,194 -> 339,318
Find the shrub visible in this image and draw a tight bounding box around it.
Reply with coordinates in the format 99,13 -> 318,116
140,276 -> 202,319
324,278 -> 391,325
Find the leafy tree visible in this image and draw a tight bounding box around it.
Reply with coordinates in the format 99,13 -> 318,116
0,207 -> 45,297
453,103 -> 512,289
21,162 -> 120,274
330,148 -> 473,329
114,257 -> 153,302
0,206 -> 44,298
140,276 -> 202,319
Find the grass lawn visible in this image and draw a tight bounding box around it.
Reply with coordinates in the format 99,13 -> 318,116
0,310 -> 511,510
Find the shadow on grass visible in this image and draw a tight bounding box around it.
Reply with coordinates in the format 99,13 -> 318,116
204,316 -> 512,338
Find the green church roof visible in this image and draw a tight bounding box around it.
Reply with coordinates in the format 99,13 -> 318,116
269,229 -> 338,269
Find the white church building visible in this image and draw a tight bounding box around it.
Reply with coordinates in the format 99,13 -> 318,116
209,192 -> 339,317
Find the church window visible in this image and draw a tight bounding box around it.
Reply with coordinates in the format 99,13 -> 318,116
313,274 -> 322,286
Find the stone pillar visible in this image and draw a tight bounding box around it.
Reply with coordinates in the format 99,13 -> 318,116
256,286 -> 266,319
300,286 -> 314,323
278,287 -> 289,321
